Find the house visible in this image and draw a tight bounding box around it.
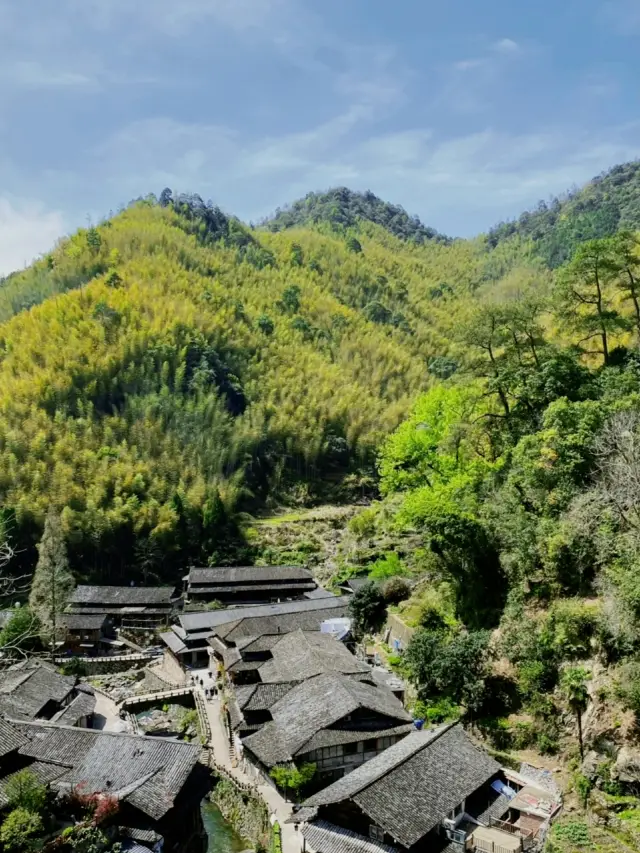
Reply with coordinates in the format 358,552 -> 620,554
0,718 -> 207,853
241,672 -> 413,785
67,585 -> 177,630
59,613 -> 111,654
0,662 -> 96,727
223,629 -> 371,686
185,565 -> 318,604
338,578 -> 374,595
161,597 -> 349,669
225,630 -> 375,734
296,724 -> 553,853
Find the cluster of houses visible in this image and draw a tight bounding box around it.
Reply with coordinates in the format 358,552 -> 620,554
0,660 -> 206,852
0,564 -> 561,853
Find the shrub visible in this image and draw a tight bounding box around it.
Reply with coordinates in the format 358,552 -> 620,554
0,808 -> 44,853
348,507 -> 377,538
546,599 -> 601,659
382,577 -> 411,604
616,662 -> 640,720
412,697 -> 460,724
4,770 -> 47,814
368,552 -> 407,580
573,773 -> 592,809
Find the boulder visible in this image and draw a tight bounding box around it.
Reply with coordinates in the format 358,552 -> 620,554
612,746 -> 640,783
581,750 -> 600,780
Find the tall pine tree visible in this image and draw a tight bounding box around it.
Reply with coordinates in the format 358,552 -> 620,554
29,509 -> 74,660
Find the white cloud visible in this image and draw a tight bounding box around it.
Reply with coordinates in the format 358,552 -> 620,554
493,38 -> 520,53
0,198 -> 66,276
90,108 -> 640,236
3,60 -> 97,88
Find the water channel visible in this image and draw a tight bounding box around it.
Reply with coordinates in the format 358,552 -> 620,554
201,800 -> 248,853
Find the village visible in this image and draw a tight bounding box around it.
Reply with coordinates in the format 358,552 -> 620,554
0,564 -> 562,853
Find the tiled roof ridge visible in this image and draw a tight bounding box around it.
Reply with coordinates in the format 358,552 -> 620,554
337,722 -> 456,802
12,719 -> 199,747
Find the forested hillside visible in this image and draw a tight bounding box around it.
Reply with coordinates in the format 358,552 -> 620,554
2,161 -> 640,602
488,159 -> 640,267
0,190 -> 499,580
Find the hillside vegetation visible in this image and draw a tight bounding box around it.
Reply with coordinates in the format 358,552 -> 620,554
1,162 -> 640,599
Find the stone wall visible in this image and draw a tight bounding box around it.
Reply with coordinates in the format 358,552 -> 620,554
211,776 -> 271,849
162,649 -> 188,685
55,655 -> 150,674
385,613 -> 415,650
143,662 -> 184,691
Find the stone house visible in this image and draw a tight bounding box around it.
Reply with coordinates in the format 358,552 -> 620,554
59,613 -> 111,654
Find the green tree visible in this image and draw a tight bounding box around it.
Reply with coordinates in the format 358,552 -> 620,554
0,607 -> 40,659
0,808 -> 44,853
610,230 -> 640,339
4,771 -> 47,814
405,629 -> 492,715
556,240 -> 626,365
29,509 -> 75,660
257,314 -> 275,335
269,763 -> 316,800
86,227 -> 102,254
349,582 -> 386,637
561,666 -> 590,761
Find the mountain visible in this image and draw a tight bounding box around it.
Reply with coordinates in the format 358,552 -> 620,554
2,163 -> 640,583
263,187 -> 451,244
487,159 -> 640,267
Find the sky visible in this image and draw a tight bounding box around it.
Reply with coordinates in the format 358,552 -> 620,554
1,0 -> 640,275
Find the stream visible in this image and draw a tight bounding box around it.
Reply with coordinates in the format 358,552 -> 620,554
201,801 -> 248,853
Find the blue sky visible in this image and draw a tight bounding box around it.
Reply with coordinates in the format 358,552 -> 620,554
1,0 -> 640,274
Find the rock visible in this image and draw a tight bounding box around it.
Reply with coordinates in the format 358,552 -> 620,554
612,746 -> 640,783
581,750 -> 600,780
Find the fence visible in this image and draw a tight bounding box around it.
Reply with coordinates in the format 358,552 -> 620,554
54,653 -> 152,673
120,686 -> 193,711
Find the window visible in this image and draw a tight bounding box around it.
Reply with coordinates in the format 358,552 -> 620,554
369,826 -> 384,841
343,742 -> 358,755
364,738 -> 377,751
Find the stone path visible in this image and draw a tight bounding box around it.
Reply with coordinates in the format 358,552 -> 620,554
199,689 -> 300,853
93,688 -> 128,733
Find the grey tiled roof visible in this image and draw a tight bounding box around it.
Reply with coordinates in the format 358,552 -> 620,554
61,614 -> 108,630
256,631 -> 370,683
189,566 -> 313,584
243,673 -> 411,767
341,578 -> 373,593
189,582 -> 316,595
236,634 -> 282,653
69,586 -> 175,606
179,598 -> 348,634
300,724 -> 413,753
237,682 -> 296,711
286,807 -> 317,825
0,717 -> 27,758
304,725 -> 500,848
0,664 -> 76,720
302,821 -> 398,853
51,691 -> 96,726
160,630 -> 186,655
304,587 -> 339,600
15,722 -> 199,821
